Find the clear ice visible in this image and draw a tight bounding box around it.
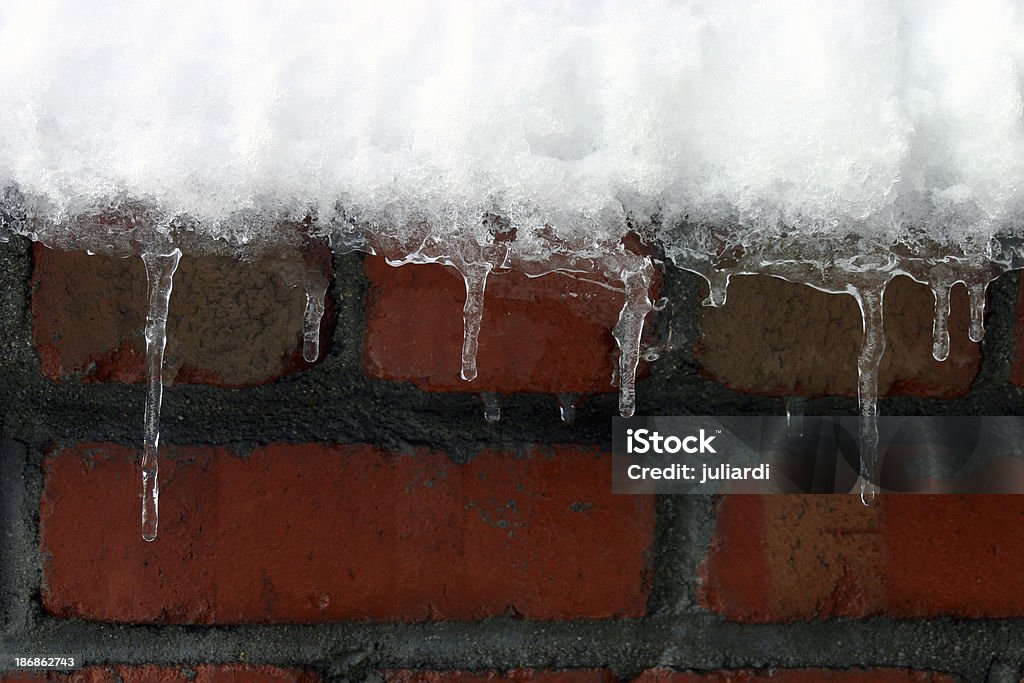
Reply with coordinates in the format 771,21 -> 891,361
302,278 -> 327,363
481,392 -> 501,424
2,0 -> 1024,514
460,263 -> 492,382
853,285 -> 885,506
557,393 -> 578,426
140,249 -> 182,542
611,258 -> 655,418
785,396 -> 806,438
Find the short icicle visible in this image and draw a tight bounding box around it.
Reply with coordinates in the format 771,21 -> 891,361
302,277 -> 328,362
460,262 -> 493,382
967,281 -> 987,343
611,260 -> 654,418
702,271 -> 730,307
854,284 -> 886,506
931,281 -> 951,362
480,392 -> 501,424
140,249 -> 182,542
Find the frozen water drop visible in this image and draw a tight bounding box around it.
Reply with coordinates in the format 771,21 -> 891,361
785,396 -> 806,437
860,478 -> 878,506
460,263 -> 492,382
481,392 -> 501,424
557,393 -> 578,425
854,284 -> 885,508
140,249 -> 182,543
968,281 -> 987,343
931,281 -> 951,362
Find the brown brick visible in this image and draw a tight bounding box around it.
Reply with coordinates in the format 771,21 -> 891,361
697,275 -> 980,397
31,243 -> 333,386
363,255 -> 649,393
700,495 -> 1024,621
385,671 -> 615,683
41,443 -> 653,623
633,668 -> 958,682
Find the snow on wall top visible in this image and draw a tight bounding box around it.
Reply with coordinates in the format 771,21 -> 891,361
1,0 -> 1023,255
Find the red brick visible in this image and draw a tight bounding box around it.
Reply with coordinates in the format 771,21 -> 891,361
697,275 -> 980,398
633,669 -> 958,682
700,495 -> 1024,621
385,671 -> 614,683
364,256 -> 654,393
41,443 -> 653,623
31,243 -> 333,386
0,664 -> 320,683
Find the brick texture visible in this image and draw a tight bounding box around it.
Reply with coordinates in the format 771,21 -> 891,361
41,443 -> 653,623
633,669 -> 958,682
364,256 -> 652,393
0,664 -> 320,682
700,495 -> 1024,621
31,243 -> 333,386
697,275 -> 981,397
385,671 -> 615,683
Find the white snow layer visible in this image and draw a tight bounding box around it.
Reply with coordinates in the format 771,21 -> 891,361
1,0 -> 1023,253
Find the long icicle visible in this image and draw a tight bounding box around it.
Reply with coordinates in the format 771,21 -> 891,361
612,263 -> 654,417
967,281 -> 987,343
140,249 -> 182,542
931,281 -> 951,361
460,262 -> 493,381
302,278 -> 328,362
854,284 -> 885,506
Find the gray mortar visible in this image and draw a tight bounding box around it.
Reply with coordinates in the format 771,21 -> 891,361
2,235 -> 1024,682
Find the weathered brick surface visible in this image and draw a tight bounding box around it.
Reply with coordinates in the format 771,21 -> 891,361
363,256 -> 650,393
697,275 -> 981,397
41,443 -> 653,623
700,495 -> 1024,621
633,669 -> 958,682
31,244 -> 333,386
385,671 -> 614,683
0,664 -> 320,682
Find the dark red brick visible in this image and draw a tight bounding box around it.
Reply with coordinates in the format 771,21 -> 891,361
41,443 -> 653,623
385,671 -> 614,683
700,495 -> 1024,621
0,664 -> 320,683
697,275 -> 980,398
31,243 -> 333,386
633,669 -> 958,682
364,256 -> 653,393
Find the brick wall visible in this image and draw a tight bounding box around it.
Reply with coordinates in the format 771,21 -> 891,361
3,237 -> 1024,682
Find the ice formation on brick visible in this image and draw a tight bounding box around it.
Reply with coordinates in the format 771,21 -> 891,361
2,0 -> 1024,526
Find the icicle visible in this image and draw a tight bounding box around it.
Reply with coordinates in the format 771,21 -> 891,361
612,263 -> 654,418
459,262 -> 492,382
302,278 -> 328,362
701,271 -> 730,307
557,393 -> 578,426
140,249 -> 182,542
480,392 -> 501,424
853,284 -> 886,507
785,396 -> 806,437
967,281 -> 987,343
931,281 -> 951,362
